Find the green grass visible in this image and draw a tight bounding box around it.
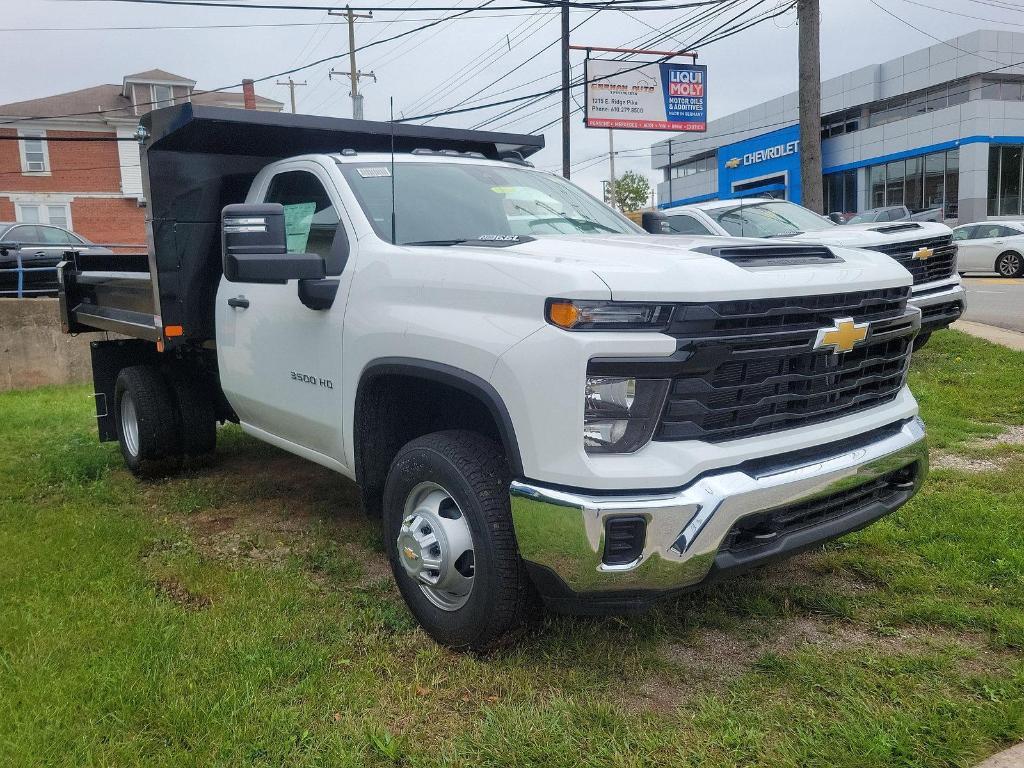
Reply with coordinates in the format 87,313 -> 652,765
1,329 -> 1023,767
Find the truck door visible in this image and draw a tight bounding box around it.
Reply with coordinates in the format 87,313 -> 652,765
216,163 -> 350,466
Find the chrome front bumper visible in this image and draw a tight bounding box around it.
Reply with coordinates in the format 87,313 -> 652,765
510,418 -> 928,605
909,281 -> 966,331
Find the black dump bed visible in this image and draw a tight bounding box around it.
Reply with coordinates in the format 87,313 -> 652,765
60,103 -> 544,348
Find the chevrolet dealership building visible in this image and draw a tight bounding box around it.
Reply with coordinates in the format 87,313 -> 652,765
651,29 -> 1024,224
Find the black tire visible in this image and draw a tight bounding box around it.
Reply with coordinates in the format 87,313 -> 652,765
382,430 -> 532,651
995,251 -> 1024,278
113,366 -> 181,476
168,375 -> 217,457
913,330 -> 932,351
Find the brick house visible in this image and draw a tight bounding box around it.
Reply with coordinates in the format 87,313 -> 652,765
0,69 -> 283,248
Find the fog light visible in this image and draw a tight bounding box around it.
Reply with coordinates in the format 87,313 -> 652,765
584,376 -> 669,454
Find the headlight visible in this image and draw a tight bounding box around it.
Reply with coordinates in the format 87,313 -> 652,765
547,299 -> 673,331
584,376 -> 670,454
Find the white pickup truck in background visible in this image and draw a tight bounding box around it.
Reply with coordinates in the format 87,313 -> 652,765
660,198 -> 965,347
59,105 -> 929,650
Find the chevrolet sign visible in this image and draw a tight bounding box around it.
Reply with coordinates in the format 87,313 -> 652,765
728,139 -> 800,168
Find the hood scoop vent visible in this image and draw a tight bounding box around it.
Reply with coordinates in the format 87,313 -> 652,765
870,223 -> 922,234
694,244 -> 840,267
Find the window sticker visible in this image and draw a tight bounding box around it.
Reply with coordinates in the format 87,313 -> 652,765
357,167 -> 392,178
283,202 -> 316,253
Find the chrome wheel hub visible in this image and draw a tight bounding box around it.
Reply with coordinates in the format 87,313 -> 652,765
1000,254 -> 1020,276
397,482 -> 475,611
120,394 -> 140,457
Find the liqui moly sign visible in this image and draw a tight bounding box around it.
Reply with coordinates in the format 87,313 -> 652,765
585,59 -> 708,132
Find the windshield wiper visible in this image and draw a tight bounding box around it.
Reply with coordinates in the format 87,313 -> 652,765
763,231 -> 804,238
531,200 -> 619,233
400,239 -> 470,246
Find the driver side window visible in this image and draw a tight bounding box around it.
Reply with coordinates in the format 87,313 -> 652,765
264,170 -> 346,274
952,226 -> 974,241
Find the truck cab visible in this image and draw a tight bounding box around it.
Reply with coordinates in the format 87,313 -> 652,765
662,198 -> 965,346
59,105 -> 929,649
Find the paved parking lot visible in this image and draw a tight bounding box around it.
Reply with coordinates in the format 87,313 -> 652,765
961,277 -> 1024,333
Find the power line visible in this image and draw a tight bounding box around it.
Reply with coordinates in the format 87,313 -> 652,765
421,8 -> 595,125
889,0 -> 1024,25
64,0 -> 738,11
492,0 -> 785,132
401,8 -> 555,116
0,6 -> 489,126
867,0 -> 1009,67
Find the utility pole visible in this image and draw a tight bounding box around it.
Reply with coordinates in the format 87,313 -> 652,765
798,0 -> 823,213
276,77 -> 307,113
328,5 -> 374,119
607,129 -> 616,209
560,0 -> 571,179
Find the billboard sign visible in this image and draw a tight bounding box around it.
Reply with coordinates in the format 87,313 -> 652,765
584,59 -> 707,132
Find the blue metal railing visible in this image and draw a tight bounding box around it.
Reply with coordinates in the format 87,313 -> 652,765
0,244 -> 146,298
0,250 -> 59,298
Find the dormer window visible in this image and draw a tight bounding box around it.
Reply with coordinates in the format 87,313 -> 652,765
152,84 -> 174,109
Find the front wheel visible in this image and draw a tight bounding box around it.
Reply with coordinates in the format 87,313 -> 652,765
383,430 -> 532,650
996,251 -> 1024,278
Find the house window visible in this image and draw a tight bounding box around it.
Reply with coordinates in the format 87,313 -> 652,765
18,131 -> 49,174
16,202 -> 72,229
151,84 -> 174,109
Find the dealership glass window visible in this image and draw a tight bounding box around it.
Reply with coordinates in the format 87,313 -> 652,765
1001,146 -> 1022,216
924,152 -> 945,210
945,149 -> 959,218
670,152 -> 715,178
904,156 -> 924,211
821,110 -> 859,139
823,169 -> 857,214
869,164 -> 886,208
885,160 -> 905,206
948,80 -> 970,106
864,148 -> 958,217
980,78 -> 1024,102
987,144 -> 1024,217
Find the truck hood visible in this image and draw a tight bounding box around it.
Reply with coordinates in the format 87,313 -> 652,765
444,234 -> 913,302
784,220 -> 952,248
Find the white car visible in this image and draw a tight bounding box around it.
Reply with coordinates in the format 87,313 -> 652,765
951,220 -> 1024,277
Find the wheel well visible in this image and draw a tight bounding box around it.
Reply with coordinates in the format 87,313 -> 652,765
354,364 -> 521,517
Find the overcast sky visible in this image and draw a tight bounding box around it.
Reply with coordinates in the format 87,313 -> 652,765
5,0 -> 1024,196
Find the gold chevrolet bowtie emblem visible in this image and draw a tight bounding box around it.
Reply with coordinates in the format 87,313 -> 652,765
403,546 -> 418,561
725,157 -> 741,169
912,246 -> 934,261
814,317 -> 870,354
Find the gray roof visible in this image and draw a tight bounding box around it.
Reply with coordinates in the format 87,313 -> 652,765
0,82 -> 283,121
123,69 -> 194,84
191,91 -> 284,110
0,84 -> 131,120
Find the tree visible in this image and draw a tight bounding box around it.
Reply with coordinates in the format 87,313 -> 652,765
608,171 -> 652,212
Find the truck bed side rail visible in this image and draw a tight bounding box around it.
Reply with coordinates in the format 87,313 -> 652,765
58,252 -> 160,341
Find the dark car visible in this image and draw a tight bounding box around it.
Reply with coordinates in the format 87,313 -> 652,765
0,222 -> 112,297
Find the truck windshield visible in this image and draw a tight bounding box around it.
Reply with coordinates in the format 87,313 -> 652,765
338,161 -> 640,244
709,200 -> 836,238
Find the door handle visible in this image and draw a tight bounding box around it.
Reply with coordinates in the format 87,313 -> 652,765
227,296 -> 250,309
